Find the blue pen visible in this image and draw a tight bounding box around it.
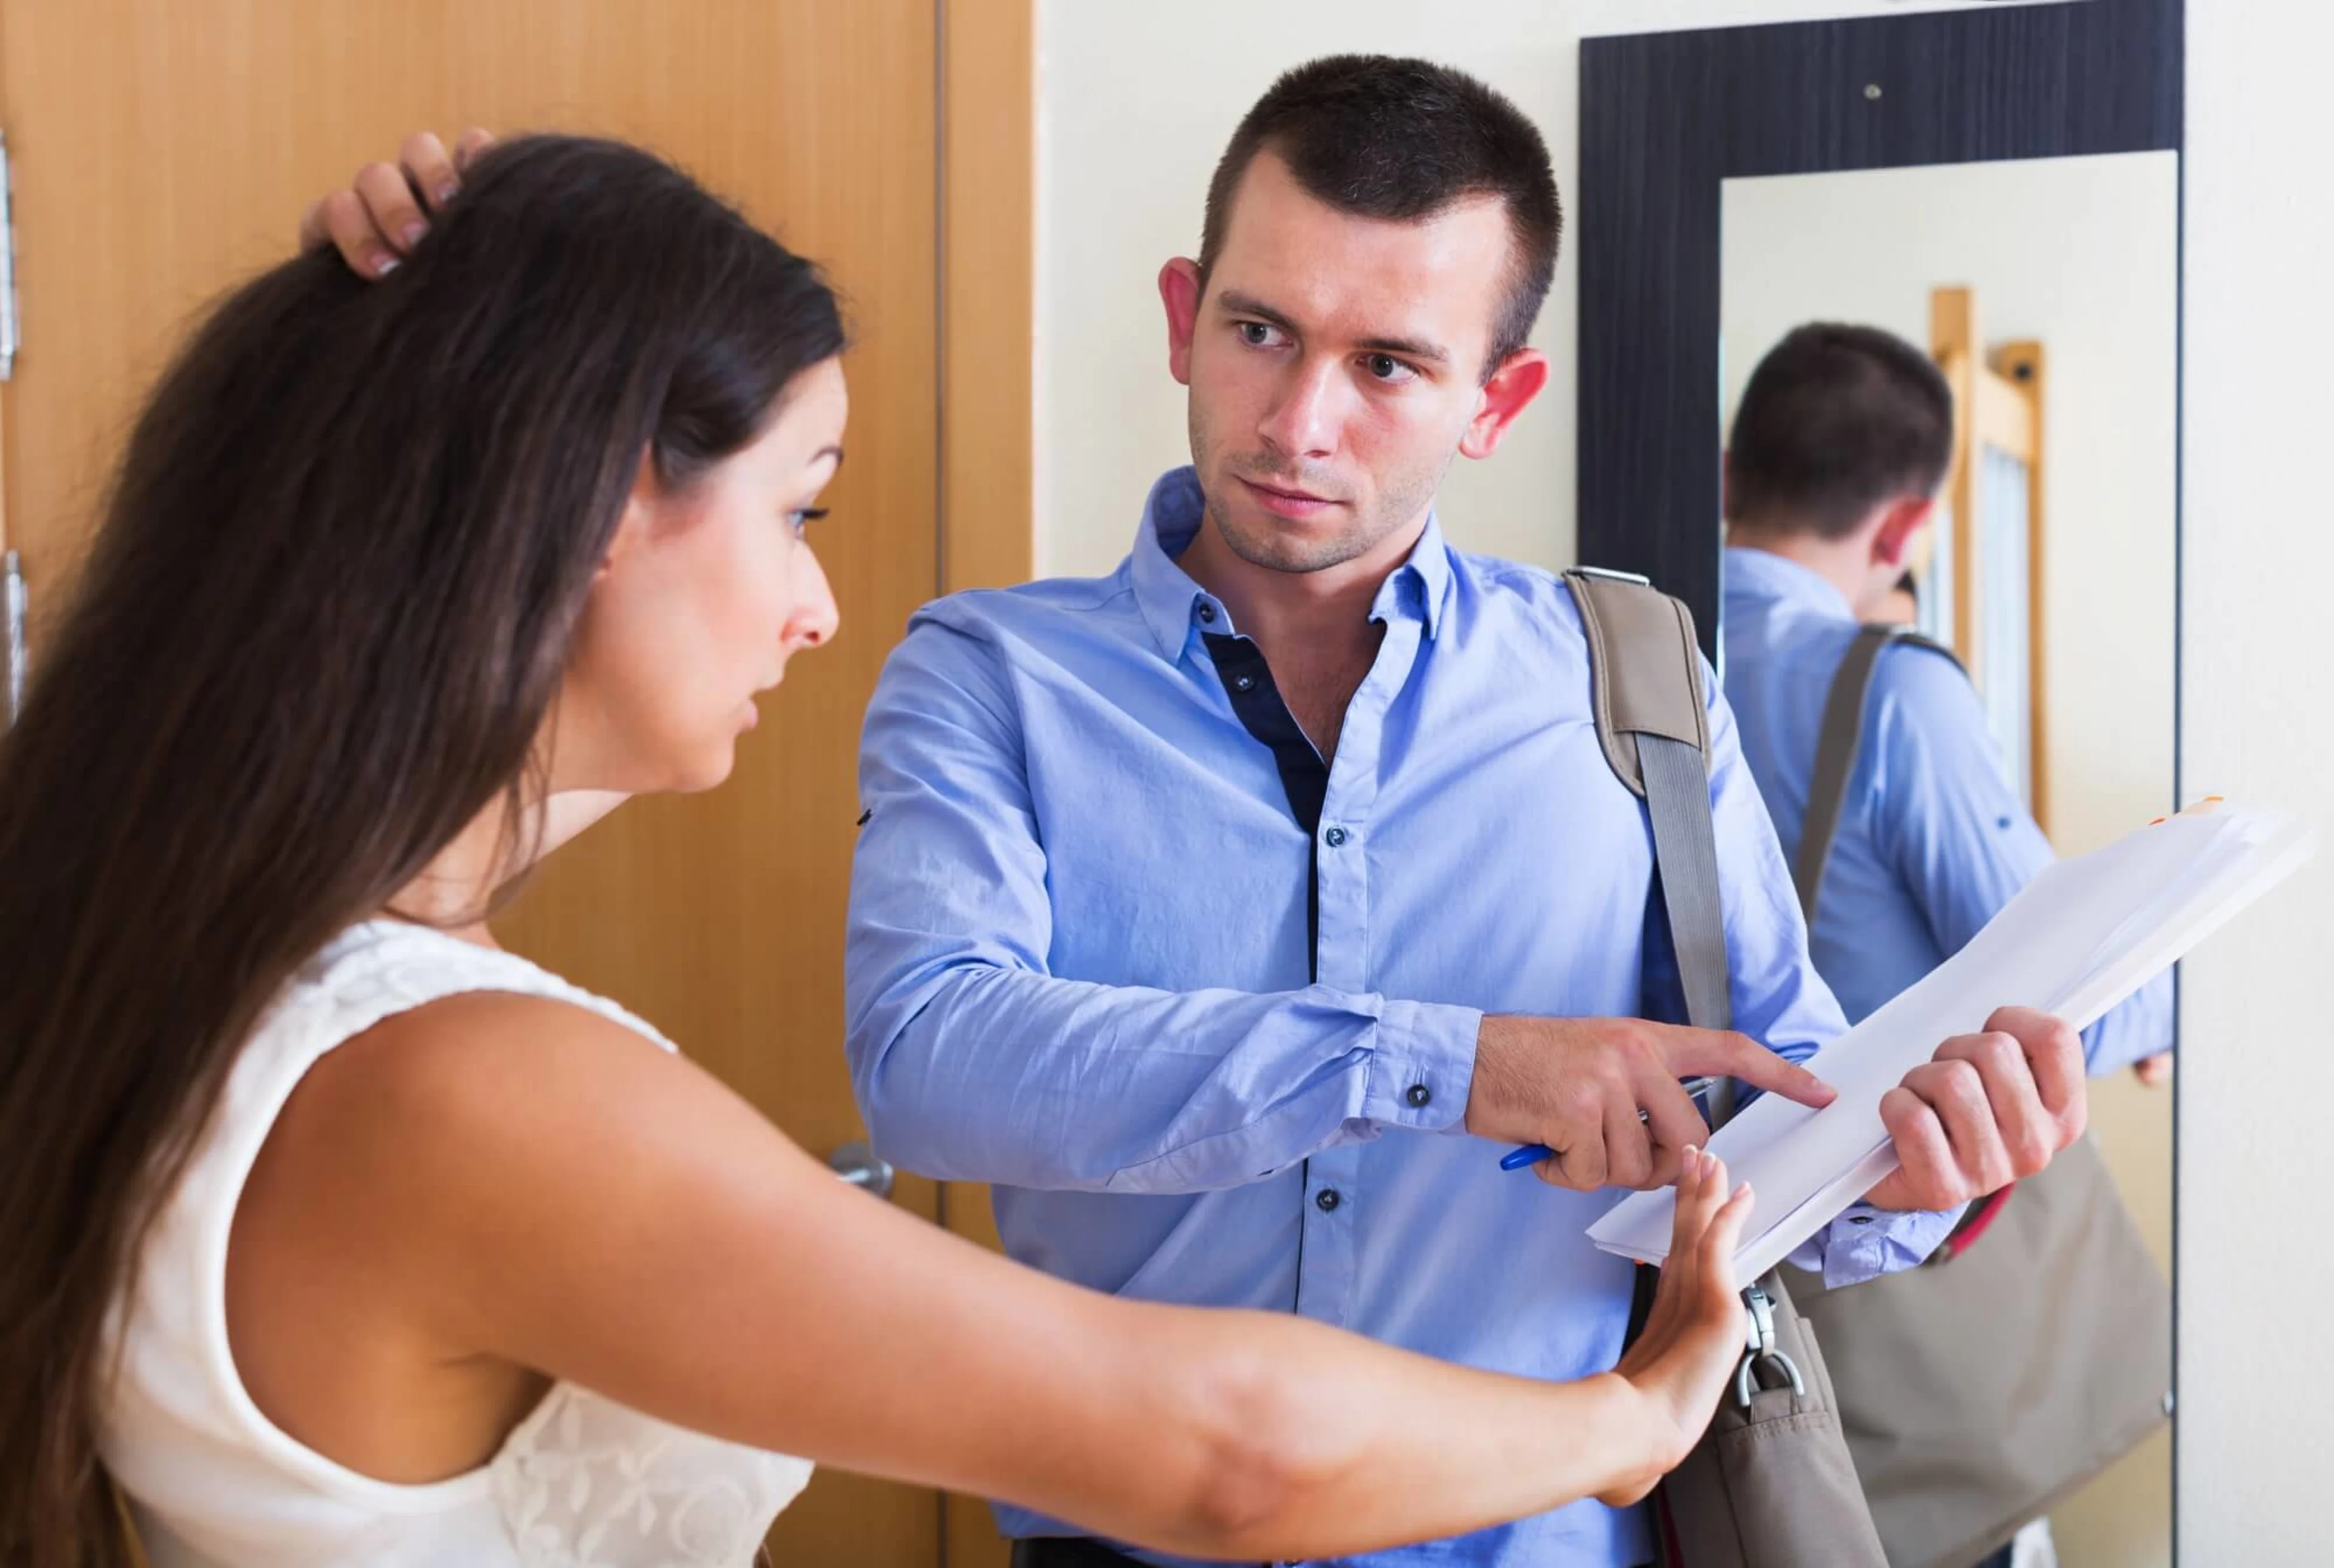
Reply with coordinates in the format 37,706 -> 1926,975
1499,1076 -> 1722,1170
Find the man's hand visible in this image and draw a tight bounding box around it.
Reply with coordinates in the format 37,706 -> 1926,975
1860,1005 -> 2087,1211
1465,1016 -> 1836,1192
298,129 -> 495,278
2133,1051 -> 2173,1088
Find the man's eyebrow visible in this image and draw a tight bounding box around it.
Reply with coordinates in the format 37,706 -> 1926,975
1216,290 -> 1451,367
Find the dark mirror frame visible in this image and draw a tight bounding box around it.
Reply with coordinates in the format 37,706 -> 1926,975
1576,0 -> 2181,664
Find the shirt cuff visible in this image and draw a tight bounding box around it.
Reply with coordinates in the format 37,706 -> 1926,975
1362,999 -> 1483,1133
1785,1200 -> 1966,1289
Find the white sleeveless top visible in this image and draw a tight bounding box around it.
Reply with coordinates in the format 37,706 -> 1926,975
98,921 -> 815,1567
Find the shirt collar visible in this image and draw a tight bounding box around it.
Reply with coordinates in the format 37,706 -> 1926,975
1723,543 -> 1857,624
1128,466 -> 1455,661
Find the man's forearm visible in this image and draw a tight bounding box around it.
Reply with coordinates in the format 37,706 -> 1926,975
847,961 -> 1481,1192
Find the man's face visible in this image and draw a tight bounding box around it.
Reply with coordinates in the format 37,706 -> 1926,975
1164,153 -> 1529,577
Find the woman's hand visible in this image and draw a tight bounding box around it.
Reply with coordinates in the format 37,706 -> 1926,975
1597,1147 -> 1754,1508
298,129 -> 495,277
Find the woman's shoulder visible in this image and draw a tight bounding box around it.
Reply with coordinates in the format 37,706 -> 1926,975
257,931 -> 696,1225
278,921 -> 678,1057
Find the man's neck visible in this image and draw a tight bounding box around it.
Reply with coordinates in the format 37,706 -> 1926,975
1178,509 -> 1427,661
1728,522 -> 1870,614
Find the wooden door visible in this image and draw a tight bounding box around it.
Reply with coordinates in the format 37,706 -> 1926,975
0,4 -> 1023,1563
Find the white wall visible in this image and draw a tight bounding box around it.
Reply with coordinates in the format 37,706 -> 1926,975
2179,5 -> 2334,1561
1038,0 -> 2333,1558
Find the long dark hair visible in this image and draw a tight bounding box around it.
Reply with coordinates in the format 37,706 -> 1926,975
0,135 -> 844,1565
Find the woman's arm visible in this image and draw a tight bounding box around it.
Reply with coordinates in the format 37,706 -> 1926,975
252,992 -> 1748,1560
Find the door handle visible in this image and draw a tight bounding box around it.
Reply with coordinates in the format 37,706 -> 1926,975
4,551 -> 25,728
827,1139 -> 895,1200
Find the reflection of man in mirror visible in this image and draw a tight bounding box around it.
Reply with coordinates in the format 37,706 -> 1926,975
851,61 -> 2098,1568
1720,322 -> 2172,1071
1720,324 -> 2174,1568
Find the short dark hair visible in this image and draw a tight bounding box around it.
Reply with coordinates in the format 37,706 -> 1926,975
1197,55 -> 1562,379
1725,323 -> 1955,539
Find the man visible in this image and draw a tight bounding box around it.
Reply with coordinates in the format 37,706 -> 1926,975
847,60 -> 2088,1567
1720,322 -> 2172,1067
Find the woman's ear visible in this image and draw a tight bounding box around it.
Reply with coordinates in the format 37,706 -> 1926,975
599,452 -> 663,578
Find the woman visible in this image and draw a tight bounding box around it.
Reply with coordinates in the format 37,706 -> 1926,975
0,134 -> 1752,1568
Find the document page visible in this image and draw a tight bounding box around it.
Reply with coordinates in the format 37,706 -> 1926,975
1588,802 -> 2316,1281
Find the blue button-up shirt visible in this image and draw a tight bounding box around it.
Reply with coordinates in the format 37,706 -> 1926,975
845,471 -> 1956,1567
1721,545 -> 2173,1062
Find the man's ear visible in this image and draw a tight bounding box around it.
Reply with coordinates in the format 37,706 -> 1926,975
1873,496 -> 1937,569
1458,348 -> 1550,460
1159,258 -> 1203,387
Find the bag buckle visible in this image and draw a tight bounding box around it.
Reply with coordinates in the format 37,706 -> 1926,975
1733,1281 -> 1807,1408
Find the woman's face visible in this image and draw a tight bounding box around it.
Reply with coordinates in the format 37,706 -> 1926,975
554,357 -> 847,795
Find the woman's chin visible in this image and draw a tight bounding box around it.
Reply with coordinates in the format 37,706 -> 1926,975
675,745 -> 742,794
589,726 -> 746,798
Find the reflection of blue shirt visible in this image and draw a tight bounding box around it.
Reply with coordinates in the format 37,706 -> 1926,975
845,470 -> 1955,1567
1722,545 -> 2173,1065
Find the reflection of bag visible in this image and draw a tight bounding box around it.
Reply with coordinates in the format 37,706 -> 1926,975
1566,569 -> 1885,1568
1777,624 -> 2171,1568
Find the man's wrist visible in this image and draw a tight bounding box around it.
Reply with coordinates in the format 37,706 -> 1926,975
1465,1014 -> 1529,1140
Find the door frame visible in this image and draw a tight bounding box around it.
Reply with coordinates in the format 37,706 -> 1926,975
937,0 -> 1031,1561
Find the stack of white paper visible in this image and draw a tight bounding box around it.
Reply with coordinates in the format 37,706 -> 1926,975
1587,800 -> 2316,1282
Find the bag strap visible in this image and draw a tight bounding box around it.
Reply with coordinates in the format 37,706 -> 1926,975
1575,569 -> 1854,1470
1563,567 -> 1734,1128
1569,582 -> 1892,1567
1793,625 -> 1961,924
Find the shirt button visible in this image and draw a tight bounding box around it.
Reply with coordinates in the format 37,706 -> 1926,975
1234,673 -> 1256,692
1197,603 -> 1217,624
1315,1188 -> 1342,1212
1850,1214 -> 1873,1225
1405,1083 -> 1432,1109
1324,826 -> 1349,848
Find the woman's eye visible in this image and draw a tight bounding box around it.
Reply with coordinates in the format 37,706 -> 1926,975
788,507 -> 830,538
